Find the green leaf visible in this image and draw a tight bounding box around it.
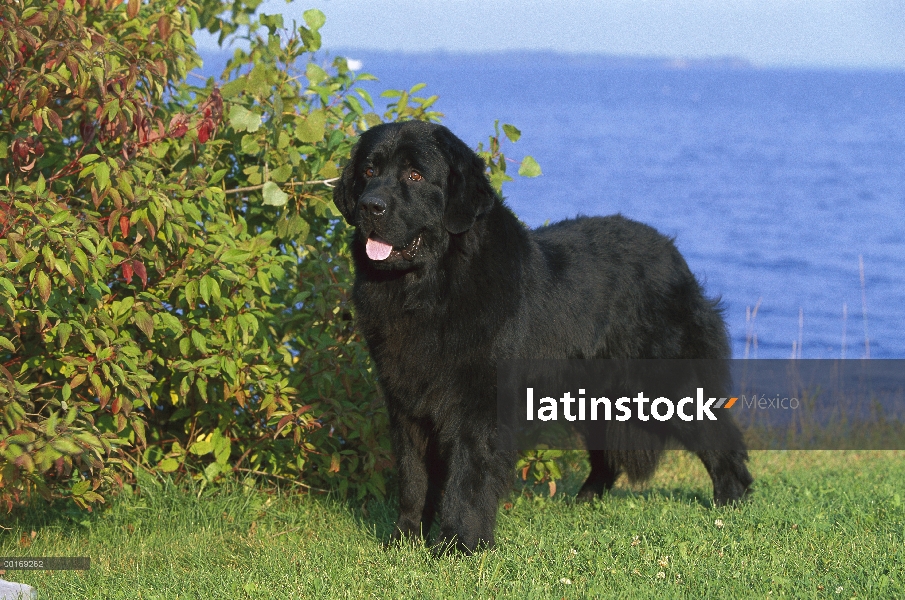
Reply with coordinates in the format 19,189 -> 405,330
214,435 -> 231,465
71,480 -> 91,496
220,249 -> 251,263
35,270 -> 51,303
204,462 -> 222,481
240,134 -> 261,155
262,182 -> 288,207
294,111 -> 325,143
184,279 -> 197,308
189,440 -> 213,455
228,105 -> 262,133
270,164 -> 292,183
518,156 -> 542,178
306,63 -> 328,86
502,124 -> 521,142
94,162 -> 111,190
48,210 -> 69,226
154,312 -> 184,338
72,247 -> 89,275
277,214 -> 310,241
247,64 -> 270,95
57,322 -> 72,348
133,311 -> 154,339
82,491 -> 105,504
219,78 -> 246,99
132,417 -> 146,447
0,277 -> 16,296
0,335 -> 15,352
191,330 -> 209,353
199,275 -> 213,305
158,458 -> 180,472
51,438 -> 82,455
303,8 -> 326,31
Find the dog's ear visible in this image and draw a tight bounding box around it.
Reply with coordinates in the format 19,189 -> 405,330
332,139 -> 361,222
436,128 -> 497,235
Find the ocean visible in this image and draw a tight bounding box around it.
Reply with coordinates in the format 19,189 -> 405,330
201,50 -> 905,359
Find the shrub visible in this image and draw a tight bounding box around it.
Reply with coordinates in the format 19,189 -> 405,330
0,0 -> 542,510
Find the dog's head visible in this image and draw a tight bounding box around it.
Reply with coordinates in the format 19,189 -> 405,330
333,121 -> 497,269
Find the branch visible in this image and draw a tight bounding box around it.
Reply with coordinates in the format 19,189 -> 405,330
223,178 -> 339,195
232,467 -> 328,492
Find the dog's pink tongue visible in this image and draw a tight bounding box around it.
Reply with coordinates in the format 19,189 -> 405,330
366,237 -> 393,261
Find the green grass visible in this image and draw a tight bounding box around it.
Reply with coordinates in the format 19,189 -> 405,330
2,451 -> 903,598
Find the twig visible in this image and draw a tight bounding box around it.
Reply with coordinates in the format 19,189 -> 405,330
232,467 -> 328,492
223,178 -> 339,195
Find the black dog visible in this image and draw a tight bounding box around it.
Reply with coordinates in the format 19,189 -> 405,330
333,121 -> 753,553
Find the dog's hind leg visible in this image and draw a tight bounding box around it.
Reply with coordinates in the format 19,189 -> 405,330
671,419 -> 753,506
577,450 -> 622,501
695,448 -> 754,506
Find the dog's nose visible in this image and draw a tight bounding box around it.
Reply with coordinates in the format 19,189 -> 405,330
359,195 -> 387,216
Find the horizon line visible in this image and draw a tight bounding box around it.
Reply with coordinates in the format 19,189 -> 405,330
194,44 -> 905,74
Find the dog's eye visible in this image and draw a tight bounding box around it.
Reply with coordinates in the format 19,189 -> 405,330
364,167 -> 375,178
408,170 -> 423,182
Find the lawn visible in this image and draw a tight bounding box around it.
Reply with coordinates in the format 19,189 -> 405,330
2,451 -> 902,598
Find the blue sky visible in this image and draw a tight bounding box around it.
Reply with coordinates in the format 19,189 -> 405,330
196,0 -> 905,69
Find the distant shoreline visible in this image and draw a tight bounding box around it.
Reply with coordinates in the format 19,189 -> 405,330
195,47 -> 905,75
333,49 -> 757,72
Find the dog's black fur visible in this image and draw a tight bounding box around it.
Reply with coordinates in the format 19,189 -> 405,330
333,121 -> 753,553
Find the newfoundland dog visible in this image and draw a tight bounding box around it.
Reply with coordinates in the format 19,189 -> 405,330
333,121 -> 753,553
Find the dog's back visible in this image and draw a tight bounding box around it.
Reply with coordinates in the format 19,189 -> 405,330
505,214 -> 731,362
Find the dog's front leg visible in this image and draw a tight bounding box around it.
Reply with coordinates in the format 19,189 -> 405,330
434,429 -> 511,554
389,414 -> 433,542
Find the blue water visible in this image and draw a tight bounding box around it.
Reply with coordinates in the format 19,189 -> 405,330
202,51 -> 905,359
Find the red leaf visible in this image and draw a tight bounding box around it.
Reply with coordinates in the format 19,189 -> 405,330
141,216 -> 156,239
122,260 -> 133,283
168,114 -> 188,138
276,414 -> 293,435
131,259 -> 147,288
158,16 -> 171,40
197,121 -> 211,144
119,215 -> 130,238
79,120 -> 95,142
32,112 -> 43,133
23,12 -> 47,27
46,109 -> 63,132
198,89 -> 223,125
98,385 -> 110,408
